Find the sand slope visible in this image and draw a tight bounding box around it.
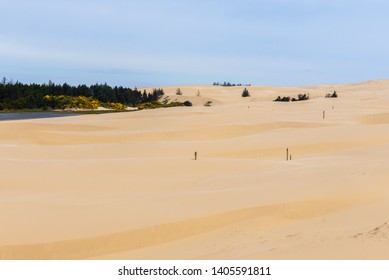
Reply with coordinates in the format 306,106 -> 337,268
1,80 -> 389,259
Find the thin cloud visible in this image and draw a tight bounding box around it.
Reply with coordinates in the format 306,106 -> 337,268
1,0 -> 389,86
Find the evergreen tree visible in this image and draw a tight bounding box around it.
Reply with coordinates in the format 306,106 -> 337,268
0,79 -> 162,109
241,88 -> 250,97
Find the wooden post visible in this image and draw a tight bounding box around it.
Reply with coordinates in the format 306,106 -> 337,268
323,110 -> 325,119
194,151 -> 197,160
290,155 -> 292,161
286,148 -> 289,161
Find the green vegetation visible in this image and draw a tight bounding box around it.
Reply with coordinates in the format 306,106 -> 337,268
43,95 -> 100,110
137,101 -> 164,110
0,78 -> 164,110
292,94 -> 309,102
325,91 -> 338,98
241,88 -> 250,97
213,82 -> 251,87
274,93 -> 309,102
273,96 -> 291,102
138,100 -> 193,110
165,101 -> 185,107
105,102 -> 127,110
0,78 -> 197,112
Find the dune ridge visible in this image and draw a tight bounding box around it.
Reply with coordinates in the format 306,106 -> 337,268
0,195 -> 370,260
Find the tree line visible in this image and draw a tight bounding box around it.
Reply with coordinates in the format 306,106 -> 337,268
213,82 -> 251,87
0,78 -> 164,110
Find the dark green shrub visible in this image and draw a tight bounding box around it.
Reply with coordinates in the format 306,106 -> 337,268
274,96 -> 290,102
242,88 -> 250,97
326,91 -> 338,98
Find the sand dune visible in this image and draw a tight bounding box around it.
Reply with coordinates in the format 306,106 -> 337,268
0,196 -> 372,260
1,80 -> 389,259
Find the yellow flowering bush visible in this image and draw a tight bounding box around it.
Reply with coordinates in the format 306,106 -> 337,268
106,102 -> 127,110
43,95 -> 100,109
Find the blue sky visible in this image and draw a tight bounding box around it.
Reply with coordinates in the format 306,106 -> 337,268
1,0 -> 389,87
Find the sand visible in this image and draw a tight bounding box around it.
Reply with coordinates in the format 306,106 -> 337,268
0,80 -> 389,260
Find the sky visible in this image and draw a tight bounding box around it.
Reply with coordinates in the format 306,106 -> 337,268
1,0 -> 389,87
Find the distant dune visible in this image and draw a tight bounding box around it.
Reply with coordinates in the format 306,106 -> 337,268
1,80 -> 389,259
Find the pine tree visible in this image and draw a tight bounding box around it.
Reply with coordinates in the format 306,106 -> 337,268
242,88 -> 250,97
